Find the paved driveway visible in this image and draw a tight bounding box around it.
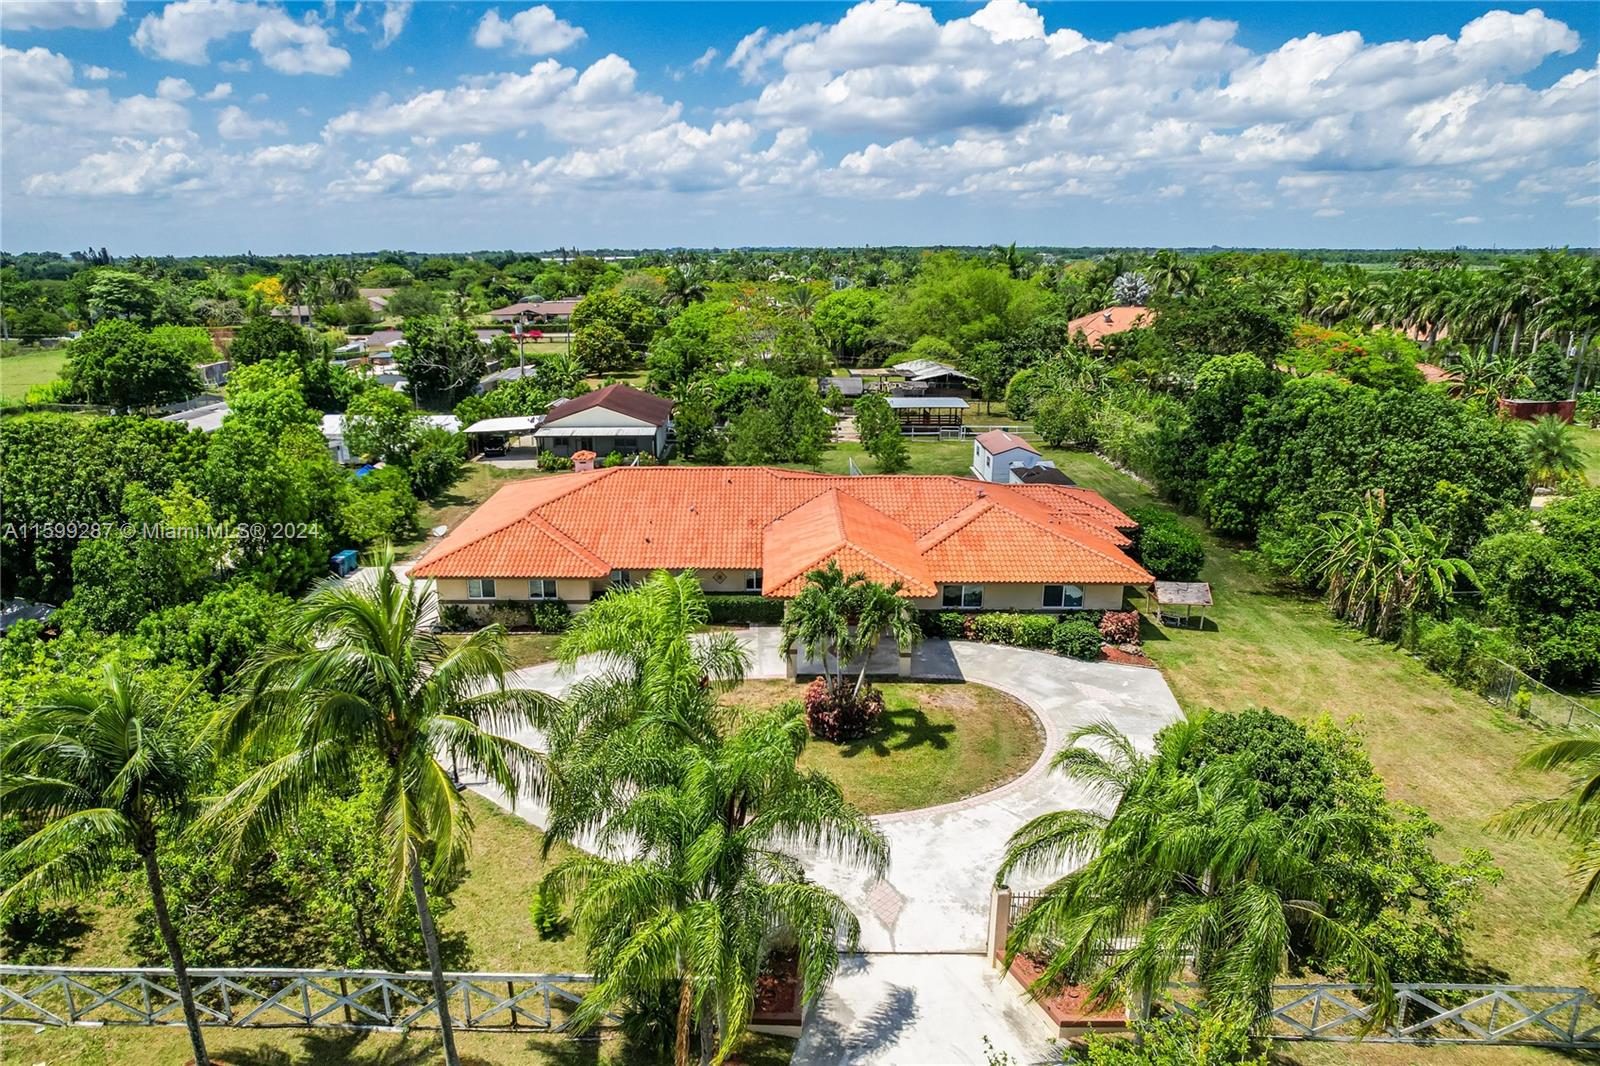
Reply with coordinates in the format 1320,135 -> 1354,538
479,630 -> 1182,952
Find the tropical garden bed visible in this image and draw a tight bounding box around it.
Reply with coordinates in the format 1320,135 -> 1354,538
721,680 -> 1043,814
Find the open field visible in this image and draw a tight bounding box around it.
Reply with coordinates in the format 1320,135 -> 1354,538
1031,447 -> 1595,988
1575,423 -> 1600,482
0,346 -> 67,399
722,680 -> 1043,814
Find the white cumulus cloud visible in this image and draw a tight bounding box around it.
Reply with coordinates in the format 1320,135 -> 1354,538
472,5 -> 585,55
217,104 -> 286,139
131,0 -> 350,75
2,1 -> 124,31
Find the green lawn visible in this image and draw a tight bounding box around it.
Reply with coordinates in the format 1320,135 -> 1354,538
1574,423 -> 1600,482
400,462 -> 550,557
722,680 -> 1043,814
0,346 -> 68,399
1029,447 -> 1593,987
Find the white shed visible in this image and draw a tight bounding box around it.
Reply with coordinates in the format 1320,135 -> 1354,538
971,430 -> 1041,484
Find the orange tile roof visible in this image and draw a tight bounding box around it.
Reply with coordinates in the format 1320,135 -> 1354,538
1067,305 -> 1155,347
974,429 -> 1039,456
410,467 -> 1153,592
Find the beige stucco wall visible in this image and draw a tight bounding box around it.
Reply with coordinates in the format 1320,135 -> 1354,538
603,569 -> 759,595
911,583 -> 1127,612
432,577 -> 596,604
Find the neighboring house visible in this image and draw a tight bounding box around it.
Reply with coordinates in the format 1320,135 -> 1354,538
359,287 -> 395,314
532,383 -> 673,458
972,429 -> 1062,484
410,467 -> 1151,615
821,375 -> 865,399
322,413 -> 461,464
1067,305 -> 1155,347
1014,465 -> 1076,486
161,401 -> 230,434
198,360 -> 232,388
486,298 -> 582,324
270,304 -> 314,326
334,329 -> 502,360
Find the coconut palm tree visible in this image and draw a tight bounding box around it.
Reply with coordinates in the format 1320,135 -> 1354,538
278,261 -> 308,313
1148,250 -> 1198,300
1523,415 -> 1585,489
545,703 -> 888,1065
202,551 -> 552,1066
996,715 -> 1392,1032
783,284 -> 820,320
0,666 -> 213,1066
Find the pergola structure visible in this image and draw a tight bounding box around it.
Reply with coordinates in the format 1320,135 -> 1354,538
887,395 -> 968,430
1152,581 -> 1212,629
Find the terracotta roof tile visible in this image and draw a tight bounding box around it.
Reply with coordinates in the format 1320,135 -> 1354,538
974,430 -> 1038,455
1067,306 -> 1155,346
410,467 -> 1152,592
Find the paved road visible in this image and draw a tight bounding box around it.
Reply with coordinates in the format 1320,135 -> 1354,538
474,628 -> 1184,1062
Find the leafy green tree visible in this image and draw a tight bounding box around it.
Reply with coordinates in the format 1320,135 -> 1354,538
884,252 -> 1049,354
338,465 -> 418,544
812,288 -> 885,364
202,421 -> 338,591
1128,508 -> 1205,582
1034,388 -> 1096,448
997,714 -> 1393,1031
405,426 -> 466,499
149,325 -> 219,366
63,319 -> 202,408
136,581 -> 292,693
73,268 -> 161,325
344,387 -> 420,464
228,316 -> 319,367
573,319 -> 633,373
203,556 -> 553,1066
397,316 -> 487,405
225,360 -> 322,437
570,287 -> 663,349
0,666 -> 215,1066
66,482 -> 228,633
1497,734 -> 1600,911
1473,487 -> 1600,685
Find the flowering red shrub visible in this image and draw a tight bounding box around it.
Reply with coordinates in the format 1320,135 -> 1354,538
803,677 -> 886,742
1098,610 -> 1141,647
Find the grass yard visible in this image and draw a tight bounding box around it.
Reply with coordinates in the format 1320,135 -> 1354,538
399,462 -> 548,558
0,346 -> 68,399
5,794 -> 795,1065
1574,423 -> 1600,483
721,680 -> 1043,814
1025,446 -> 1594,988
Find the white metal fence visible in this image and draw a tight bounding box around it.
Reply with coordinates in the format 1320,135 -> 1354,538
0,965 -> 617,1033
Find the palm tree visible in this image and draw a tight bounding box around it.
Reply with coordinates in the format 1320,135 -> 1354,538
0,666 -> 213,1066
1497,735 -> 1600,909
278,261 -> 307,312
543,570 -> 749,843
663,266 -> 710,308
545,703 -> 888,1065
779,563 -> 922,701
783,284 -> 819,320
202,551 -> 552,1066
993,242 -> 1024,279
996,715 -> 1392,1032
1148,250 -> 1197,300
1523,415 -> 1585,489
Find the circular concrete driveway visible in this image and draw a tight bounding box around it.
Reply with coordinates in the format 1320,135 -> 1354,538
475,627 -> 1183,953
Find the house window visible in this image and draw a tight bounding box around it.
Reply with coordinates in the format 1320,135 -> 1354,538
468,579 -> 497,600
942,584 -> 984,610
529,579 -> 558,600
746,572 -> 763,592
1043,584 -> 1085,610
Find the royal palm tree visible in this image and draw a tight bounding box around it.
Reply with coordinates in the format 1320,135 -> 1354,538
202,551 -> 551,1066
545,704 -> 888,1065
997,716 -> 1392,1032
0,666 -> 213,1066
1523,415 -> 1585,489
779,563 -> 922,700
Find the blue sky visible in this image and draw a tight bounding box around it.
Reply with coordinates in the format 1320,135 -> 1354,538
3,1 -> 1596,253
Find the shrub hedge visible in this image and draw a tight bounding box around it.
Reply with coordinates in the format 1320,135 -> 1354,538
1129,506 -> 1206,581
536,451 -> 574,471
921,609 -> 1113,657
1052,619 -> 1104,659
707,594 -> 784,626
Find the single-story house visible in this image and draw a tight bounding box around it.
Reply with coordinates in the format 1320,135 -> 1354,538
335,328 -> 504,360
486,298 -> 582,324
322,413 -> 460,464
973,430 -> 1063,484
1067,306 -> 1155,347
1,598 -> 56,634
532,383 -> 673,458
410,467 -> 1152,616
359,287 -> 395,314
270,304 -> 315,326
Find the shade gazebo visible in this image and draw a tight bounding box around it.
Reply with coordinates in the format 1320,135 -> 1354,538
1152,581 -> 1212,629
